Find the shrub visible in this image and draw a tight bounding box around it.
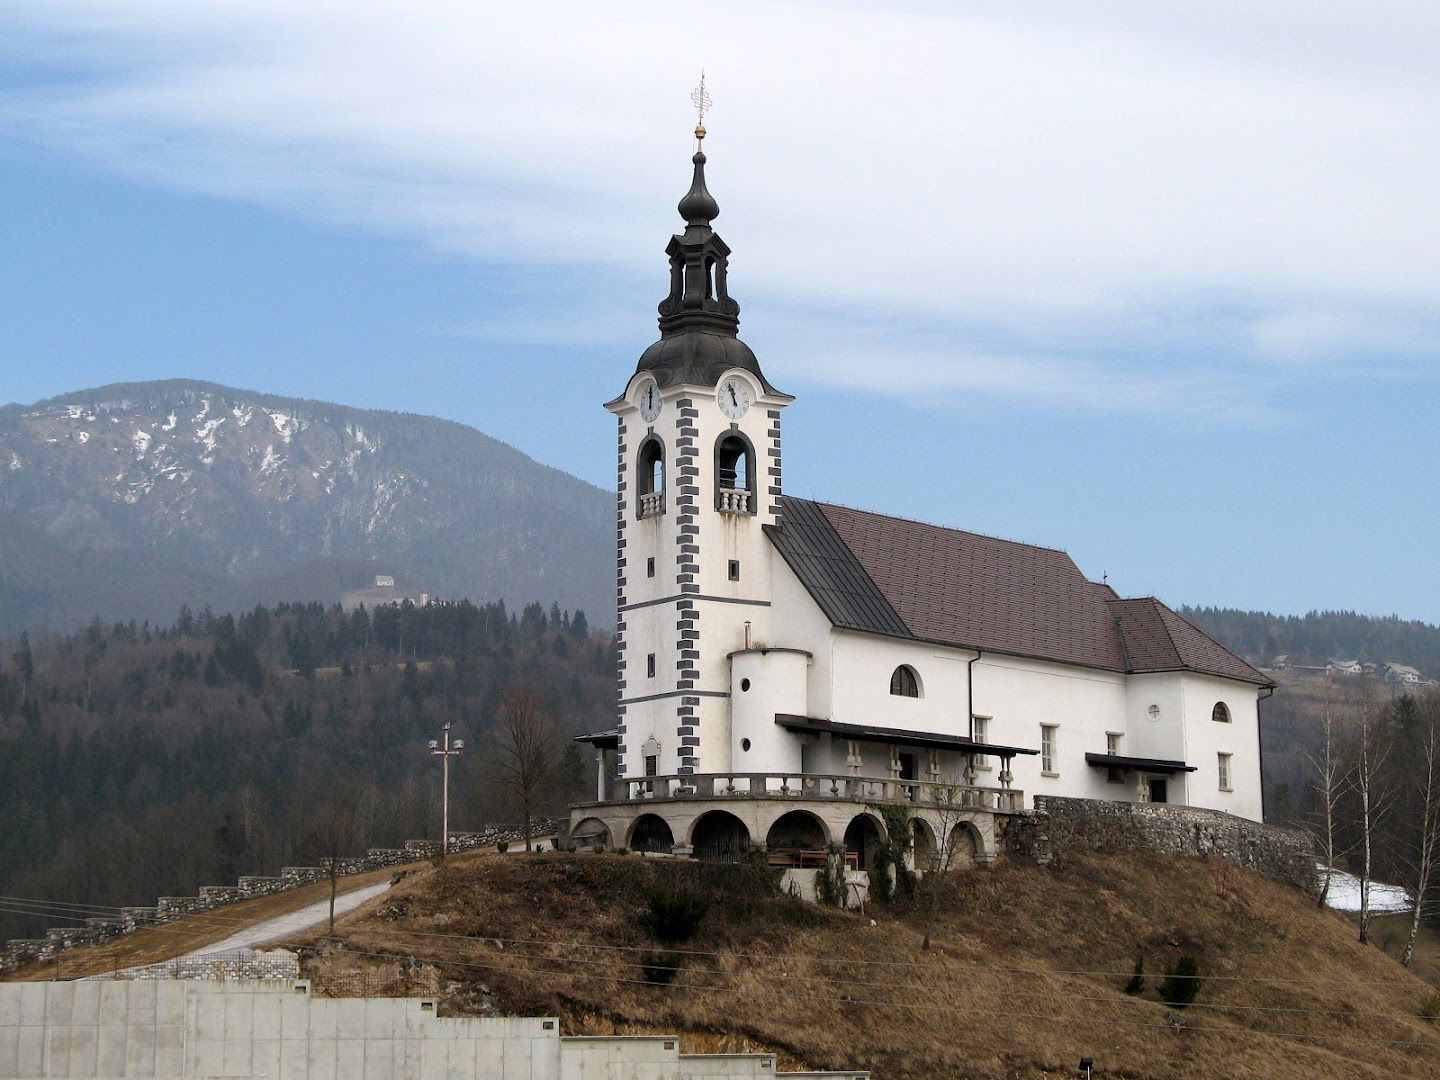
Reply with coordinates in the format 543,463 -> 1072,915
614,847 -> 629,856
496,841 -> 509,854
1124,954 -> 1145,995
1420,988 -> 1440,1024
641,951 -> 683,986
1159,955 -> 1202,1008
871,843 -> 894,904
644,885 -> 712,943
566,842 -> 578,854
816,855 -> 847,908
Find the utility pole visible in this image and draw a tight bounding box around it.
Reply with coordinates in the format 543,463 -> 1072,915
428,722 -> 464,854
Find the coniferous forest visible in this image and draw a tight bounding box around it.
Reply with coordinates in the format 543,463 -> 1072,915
0,599 -> 613,941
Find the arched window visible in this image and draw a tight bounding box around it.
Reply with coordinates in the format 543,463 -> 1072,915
890,664 -> 920,698
636,436 -> 664,519
1212,701 -> 1231,723
715,432 -> 755,514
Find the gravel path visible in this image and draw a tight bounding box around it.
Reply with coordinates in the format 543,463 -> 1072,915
186,881 -> 392,957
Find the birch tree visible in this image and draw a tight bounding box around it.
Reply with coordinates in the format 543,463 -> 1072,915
1401,698 -> 1440,967
1304,695 -> 1345,909
1347,699 -> 1393,945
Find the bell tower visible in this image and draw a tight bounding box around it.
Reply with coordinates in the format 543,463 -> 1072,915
605,111 -> 793,787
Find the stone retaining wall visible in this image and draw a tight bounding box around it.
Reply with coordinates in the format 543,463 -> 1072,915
0,821 -> 561,976
1011,797 -> 1315,892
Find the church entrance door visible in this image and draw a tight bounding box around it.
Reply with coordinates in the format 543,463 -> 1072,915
1148,777 -> 1168,804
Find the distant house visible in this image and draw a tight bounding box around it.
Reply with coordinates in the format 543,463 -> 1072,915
1383,662 -> 1423,686
1270,654 -> 1290,670
1327,659 -> 1364,677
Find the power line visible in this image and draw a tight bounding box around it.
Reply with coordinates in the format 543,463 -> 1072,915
4,897 -> 1436,1027
3,891 -> 1434,993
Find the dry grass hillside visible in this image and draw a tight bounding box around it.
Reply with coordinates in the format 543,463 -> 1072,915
284,850 -> 1440,1080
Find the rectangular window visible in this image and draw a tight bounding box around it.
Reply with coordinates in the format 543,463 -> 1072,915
646,557 -> 655,578
646,653 -> 656,678
1105,732 -> 1123,782
728,559 -> 740,581
972,716 -> 989,768
1040,724 -> 1058,775
1218,752 -> 1233,791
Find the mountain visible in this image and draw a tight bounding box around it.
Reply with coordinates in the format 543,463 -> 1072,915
0,380 -> 611,632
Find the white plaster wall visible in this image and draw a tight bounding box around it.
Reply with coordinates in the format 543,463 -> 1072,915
730,648 -> 809,771
610,369 -> 790,780
1177,672 -> 1264,821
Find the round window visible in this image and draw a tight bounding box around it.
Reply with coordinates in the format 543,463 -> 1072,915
741,738 -> 752,752
740,678 -> 751,692
1147,704 -> 1161,721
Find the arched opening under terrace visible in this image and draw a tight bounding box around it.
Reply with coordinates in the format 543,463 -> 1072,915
628,814 -> 676,854
843,813 -> 885,872
690,810 -> 751,862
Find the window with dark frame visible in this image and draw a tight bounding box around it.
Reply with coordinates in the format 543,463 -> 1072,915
647,557 -> 655,578
728,559 -> 740,581
889,665 -> 920,697
646,653 -> 656,678
1212,701 -> 1231,723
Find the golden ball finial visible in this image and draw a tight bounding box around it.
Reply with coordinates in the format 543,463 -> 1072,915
694,123 -> 706,142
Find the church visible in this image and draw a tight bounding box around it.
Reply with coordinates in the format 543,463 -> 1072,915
571,126 -> 1272,871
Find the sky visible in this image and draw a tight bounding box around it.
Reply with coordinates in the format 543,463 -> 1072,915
1,1 -> 1437,622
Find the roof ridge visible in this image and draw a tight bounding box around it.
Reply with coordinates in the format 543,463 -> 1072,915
1154,601 -> 1271,684
806,497 -> 1077,561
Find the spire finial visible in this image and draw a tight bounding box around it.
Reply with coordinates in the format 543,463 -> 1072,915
690,70 -> 711,147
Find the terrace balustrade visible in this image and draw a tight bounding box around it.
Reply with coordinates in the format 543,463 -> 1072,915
601,771 -> 1024,813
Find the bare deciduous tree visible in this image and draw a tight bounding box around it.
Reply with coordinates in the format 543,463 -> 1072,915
1304,693 -> 1346,909
1401,697 -> 1440,967
919,774 -> 978,951
1346,696 -> 1394,945
306,779 -> 361,937
492,688 -> 558,852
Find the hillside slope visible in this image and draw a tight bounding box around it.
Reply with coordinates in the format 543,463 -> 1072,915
288,851 -> 1440,1080
0,379 -> 611,631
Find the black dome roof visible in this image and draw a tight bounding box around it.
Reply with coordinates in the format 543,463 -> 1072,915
635,330 -> 778,394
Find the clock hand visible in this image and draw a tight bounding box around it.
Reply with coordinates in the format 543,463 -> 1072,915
729,385 -> 738,406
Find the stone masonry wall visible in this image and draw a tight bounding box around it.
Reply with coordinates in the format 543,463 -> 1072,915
1012,797 -> 1316,893
0,820 -> 561,976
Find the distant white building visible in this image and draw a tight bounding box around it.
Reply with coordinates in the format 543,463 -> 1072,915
572,136 -> 1272,868
1383,662 -> 1423,686
1327,659 -> 1364,677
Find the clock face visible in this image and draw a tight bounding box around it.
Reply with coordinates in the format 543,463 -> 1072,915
638,381 -> 662,423
717,377 -> 754,419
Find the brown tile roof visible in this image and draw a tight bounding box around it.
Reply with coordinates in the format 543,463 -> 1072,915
768,497 -> 1271,686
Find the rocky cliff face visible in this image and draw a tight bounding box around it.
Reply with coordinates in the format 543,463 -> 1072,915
0,379 -> 611,631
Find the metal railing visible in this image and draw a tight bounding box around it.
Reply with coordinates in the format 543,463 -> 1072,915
606,772 -> 1024,812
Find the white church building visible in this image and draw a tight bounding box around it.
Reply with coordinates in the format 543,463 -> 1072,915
571,133 -> 1272,871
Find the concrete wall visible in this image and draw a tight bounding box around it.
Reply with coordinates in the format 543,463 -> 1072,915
0,980 -> 870,1079
1013,796 -> 1315,891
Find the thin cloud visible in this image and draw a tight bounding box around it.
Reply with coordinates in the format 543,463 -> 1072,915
3,0 -> 1437,419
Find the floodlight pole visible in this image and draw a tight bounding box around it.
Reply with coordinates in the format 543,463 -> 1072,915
429,723 -> 464,854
